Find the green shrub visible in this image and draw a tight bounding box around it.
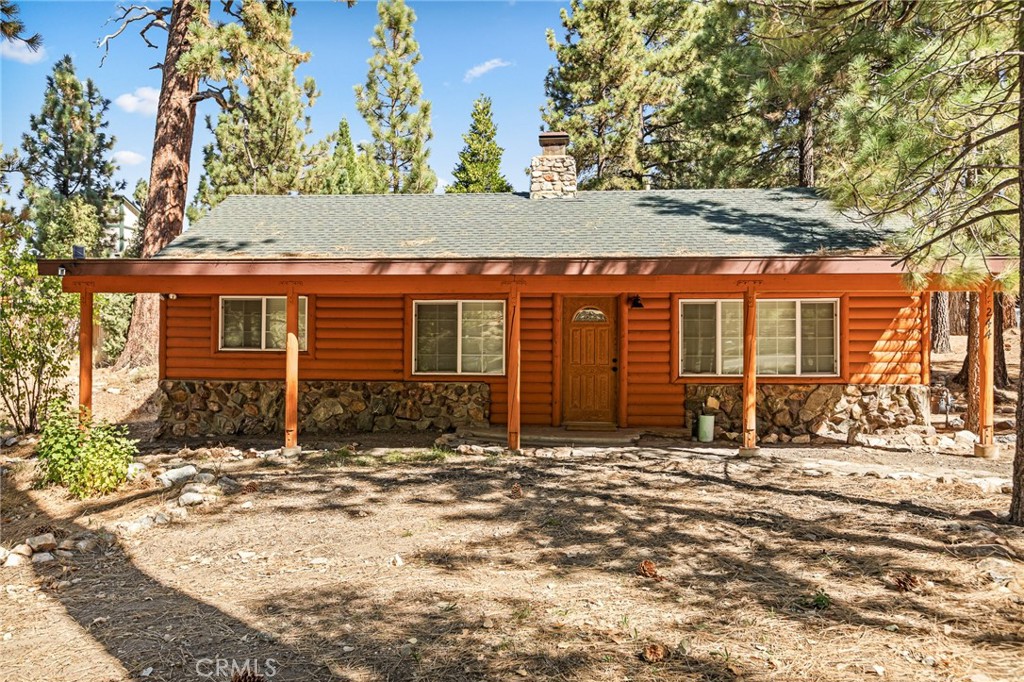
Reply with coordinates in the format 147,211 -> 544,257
37,401 -> 138,498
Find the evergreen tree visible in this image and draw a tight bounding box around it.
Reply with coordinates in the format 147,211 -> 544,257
542,0 -> 661,190
1,0 -> 40,49
187,0 -> 324,216
774,1 -> 1023,523
355,0 -> 436,194
20,55 -> 121,213
307,119 -> 384,194
447,96 -> 512,194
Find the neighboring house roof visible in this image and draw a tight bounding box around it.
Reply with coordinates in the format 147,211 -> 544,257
156,188 -> 896,261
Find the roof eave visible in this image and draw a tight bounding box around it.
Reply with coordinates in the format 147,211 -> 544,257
36,254 -> 983,279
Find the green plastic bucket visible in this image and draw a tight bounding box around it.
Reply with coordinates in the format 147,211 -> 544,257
697,414 -> 715,443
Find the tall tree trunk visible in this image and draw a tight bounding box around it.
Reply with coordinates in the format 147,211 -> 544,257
953,293 -> 980,432
115,0 -> 199,370
798,107 -> 815,187
1011,6 -> 1024,525
949,291 -> 969,334
996,292 -> 1010,389
932,291 -> 952,353
1002,292 -> 1018,330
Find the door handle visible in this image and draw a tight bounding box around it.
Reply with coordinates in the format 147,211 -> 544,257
611,367 -> 618,372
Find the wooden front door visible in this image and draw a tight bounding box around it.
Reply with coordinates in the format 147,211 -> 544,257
562,296 -> 618,426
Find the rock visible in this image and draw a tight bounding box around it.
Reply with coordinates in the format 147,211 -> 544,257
705,396 -> 720,410
166,507 -> 188,522
31,552 -> 55,564
54,550 -> 73,559
761,432 -> 779,444
954,430 -> 979,445
389,554 -> 404,567
967,477 -> 1012,494
948,417 -> 965,430
217,476 -> 240,492
126,462 -> 148,480
978,558 -> 1016,585
194,472 -> 216,485
178,492 -> 205,507
12,543 -> 33,557
26,533 -> 57,552
74,538 -> 98,553
3,553 -> 28,568
57,539 -> 76,551
240,500 -> 254,510
153,513 -> 170,525
937,436 -> 956,448
969,509 -> 999,521
791,434 -> 812,444
457,444 -> 486,455
995,418 -> 1016,430
157,464 -> 198,488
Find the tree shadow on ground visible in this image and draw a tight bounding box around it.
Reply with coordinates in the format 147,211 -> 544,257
9,446 -> 1021,681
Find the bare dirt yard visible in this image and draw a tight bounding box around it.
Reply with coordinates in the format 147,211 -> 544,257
1,335 -> 1022,682
2,434 -> 1023,681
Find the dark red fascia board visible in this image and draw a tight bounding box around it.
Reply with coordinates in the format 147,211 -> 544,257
38,255 -> 1009,278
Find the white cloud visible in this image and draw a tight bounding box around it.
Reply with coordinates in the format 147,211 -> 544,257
0,40 -> 46,65
113,150 -> 145,166
115,87 -> 160,116
463,58 -> 512,83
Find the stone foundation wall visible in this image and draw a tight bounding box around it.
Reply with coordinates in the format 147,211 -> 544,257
684,384 -> 930,442
157,380 -> 490,438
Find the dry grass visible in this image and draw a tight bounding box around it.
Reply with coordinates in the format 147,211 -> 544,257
2,443 -> 1023,681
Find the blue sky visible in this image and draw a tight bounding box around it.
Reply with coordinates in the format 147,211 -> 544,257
1,0 -> 565,202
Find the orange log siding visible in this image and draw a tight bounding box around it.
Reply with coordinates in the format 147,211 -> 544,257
162,288 -> 927,429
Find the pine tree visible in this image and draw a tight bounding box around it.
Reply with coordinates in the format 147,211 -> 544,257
355,0 -> 435,194
20,55 -> 121,213
542,0 -> 663,189
774,1 -> 1023,523
447,97 -> 512,194
188,0 -> 324,216
307,119 -> 384,194
1,0 -> 41,49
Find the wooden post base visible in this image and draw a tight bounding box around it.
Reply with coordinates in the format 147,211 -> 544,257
281,445 -> 301,457
737,447 -> 761,459
973,443 -> 1000,460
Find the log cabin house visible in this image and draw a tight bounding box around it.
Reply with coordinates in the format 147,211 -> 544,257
39,133 -> 1005,457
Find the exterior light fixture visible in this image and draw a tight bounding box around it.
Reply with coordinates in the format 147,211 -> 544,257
629,295 -> 644,309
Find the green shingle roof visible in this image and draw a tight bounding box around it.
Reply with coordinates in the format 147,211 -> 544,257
156,188 -> 893,260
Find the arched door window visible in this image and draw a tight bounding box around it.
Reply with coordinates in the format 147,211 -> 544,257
572,307 -> 608,323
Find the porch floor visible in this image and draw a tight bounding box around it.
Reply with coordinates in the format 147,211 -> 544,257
457,425 -> 692,447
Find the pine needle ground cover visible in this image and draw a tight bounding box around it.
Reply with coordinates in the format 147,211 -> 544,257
2,438 -> 1022,681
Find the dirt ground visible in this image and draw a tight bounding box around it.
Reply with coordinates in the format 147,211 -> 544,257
2,438 -> 1023,681
1,338 -> 1022,681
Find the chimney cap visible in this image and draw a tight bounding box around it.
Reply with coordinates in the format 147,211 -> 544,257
539,131 -> 570,147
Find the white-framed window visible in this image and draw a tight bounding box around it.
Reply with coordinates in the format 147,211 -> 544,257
679,298 -> 838,377
413,300 -> 505,375
219,296 -> 308,351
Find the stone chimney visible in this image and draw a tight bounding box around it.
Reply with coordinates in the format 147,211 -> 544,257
530,132 -> 577,199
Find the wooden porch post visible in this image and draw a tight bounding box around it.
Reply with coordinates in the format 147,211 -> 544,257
507,282 -> 522,451
739,286 -> 759,457
284,289 -> 300,454
79,289 -> 93,416
975,281 -> 999,458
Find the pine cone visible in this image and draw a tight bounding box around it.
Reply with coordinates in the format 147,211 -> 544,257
893,571 -> 923,592
242,481 -> 259,494
509,483 -> 524,499
636,559 -> 659,579
641,643 -> 669,663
